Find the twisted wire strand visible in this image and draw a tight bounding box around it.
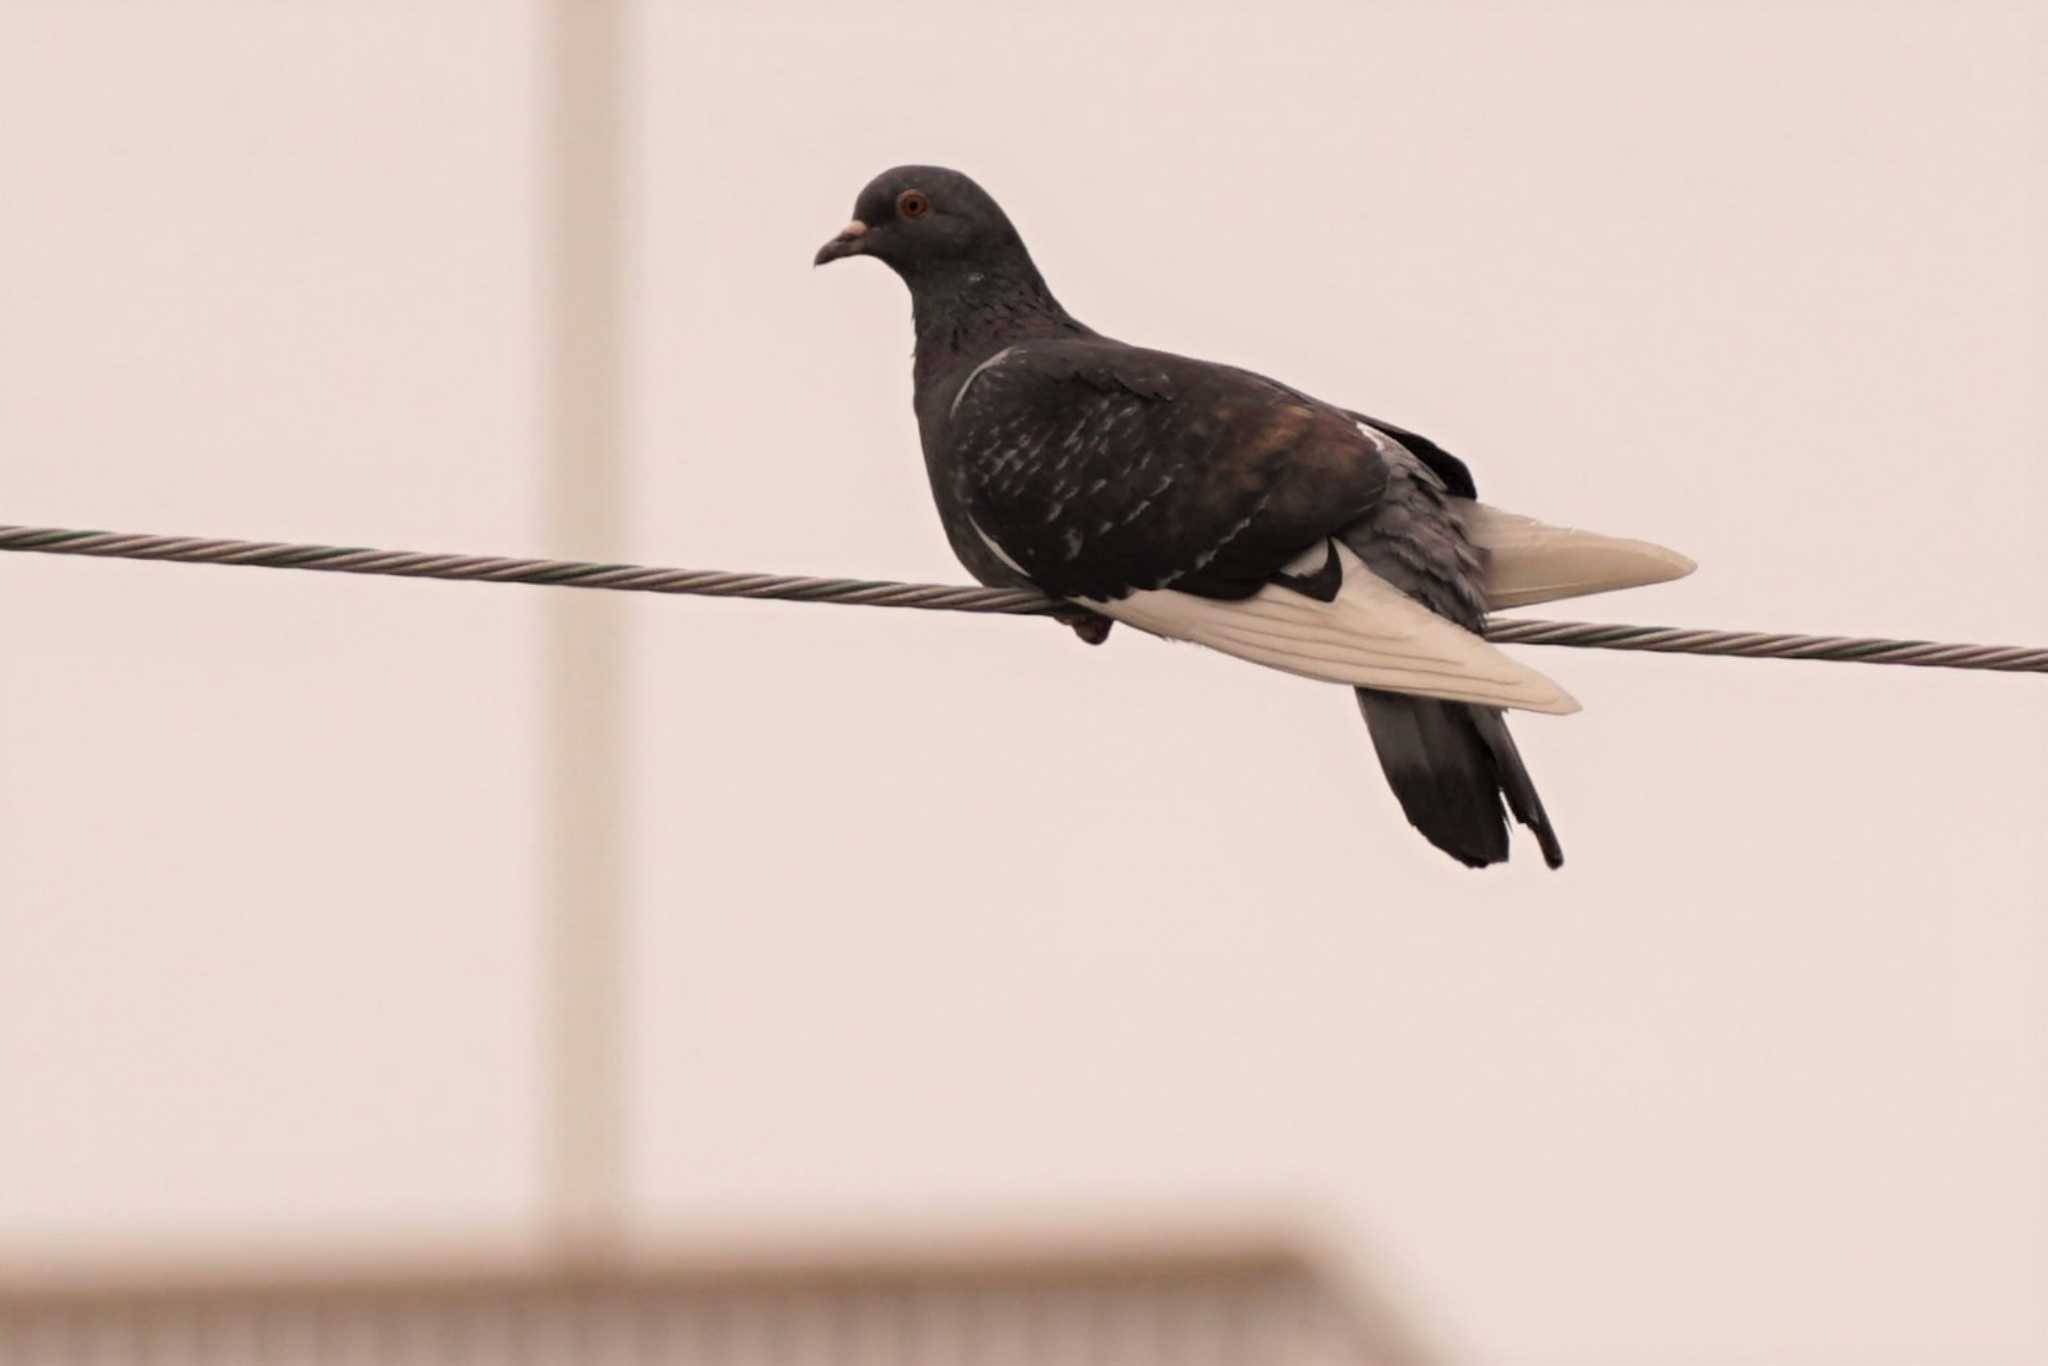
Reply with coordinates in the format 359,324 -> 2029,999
3,523 -> 2044,675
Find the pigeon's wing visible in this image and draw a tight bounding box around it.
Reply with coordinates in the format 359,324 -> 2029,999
1098,540 -> 1576,713
943,338 -> 1575,714
944,338 -> 1388,601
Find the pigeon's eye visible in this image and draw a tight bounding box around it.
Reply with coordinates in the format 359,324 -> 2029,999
897,190 -> 930,220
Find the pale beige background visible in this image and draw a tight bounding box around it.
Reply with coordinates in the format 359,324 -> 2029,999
3,2 -> 2045,1363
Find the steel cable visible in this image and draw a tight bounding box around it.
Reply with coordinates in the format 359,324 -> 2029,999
3,523 -> 2043,675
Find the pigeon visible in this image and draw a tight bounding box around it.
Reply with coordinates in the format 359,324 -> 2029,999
815,166 -> 1693,869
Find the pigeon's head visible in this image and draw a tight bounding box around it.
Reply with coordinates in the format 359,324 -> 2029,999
813,165 -> 1024,280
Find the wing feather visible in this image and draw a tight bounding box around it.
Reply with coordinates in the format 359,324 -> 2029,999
1081,543 -> 1579,714
944,339 -> 1389,600
1463,503 -> 1695,609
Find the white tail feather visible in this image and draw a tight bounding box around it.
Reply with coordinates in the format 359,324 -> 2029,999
1081,543 -> 1580,715
1461,502 -> 1695,610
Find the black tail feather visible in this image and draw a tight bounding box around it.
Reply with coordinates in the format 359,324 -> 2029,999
1354,688 -> 1564,870
1468,706 -> 1565,869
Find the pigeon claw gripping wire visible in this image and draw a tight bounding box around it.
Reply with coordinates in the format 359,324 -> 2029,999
1055,606 -> 1115,645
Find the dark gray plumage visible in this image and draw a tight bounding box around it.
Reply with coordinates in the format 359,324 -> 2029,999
816,165 -> 1563,869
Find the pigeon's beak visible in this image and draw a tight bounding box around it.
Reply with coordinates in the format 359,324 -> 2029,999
813,220 -> 868,267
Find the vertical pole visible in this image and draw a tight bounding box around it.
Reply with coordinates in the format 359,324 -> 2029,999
542,0 -> 627,1264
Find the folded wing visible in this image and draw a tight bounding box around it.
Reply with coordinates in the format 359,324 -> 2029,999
1081,542 -> 1580,715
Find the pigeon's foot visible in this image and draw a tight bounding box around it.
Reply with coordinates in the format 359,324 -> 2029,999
1052,607 -> 1114,646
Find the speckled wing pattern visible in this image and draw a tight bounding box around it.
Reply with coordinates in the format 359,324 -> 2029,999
941,338 -> 1389,602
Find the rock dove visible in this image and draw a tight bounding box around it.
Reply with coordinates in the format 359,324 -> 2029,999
815,166 -> 1693,869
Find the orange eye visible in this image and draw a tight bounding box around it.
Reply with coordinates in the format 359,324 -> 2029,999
897,189 -> 930,220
